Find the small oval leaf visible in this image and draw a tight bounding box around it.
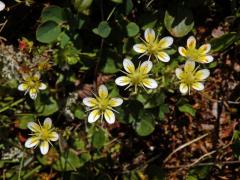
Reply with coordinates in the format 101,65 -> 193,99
36,21 -> 61,43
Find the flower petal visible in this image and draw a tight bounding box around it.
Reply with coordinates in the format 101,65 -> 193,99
184,60 -> 195,72
88,110 -> 101,123
199,44 -> 211,54
142,78 -> 158,89
83,97 -> 97,107
133,44 -> 147,53
179,83 -> 188,94
104,109 -> 115,124
0,1 -> 6,12
139,60 -> 153,74
187,36 -> 196,49
22,74 -> 30,81
115,76 -> 131,86
123,58 -> 135,73
40,141 -> 49,155
25,137 -> 40,148
192,82 -> 204,91
49,132 -> 59,141
195,69 -> 210,80
98,85 -> 108,98
29,88 -> 38,100
157,52 -> 170,62
109,98 -> 123,107
199,55 -> 214,63
39,83 -> 47,90
178,47 -> 187,57
33,73 -> 40,81
158,36 -> 173,49
27,122 -> 41,132
18,83 -> 28,91
144,28 -> 155,43
175,68 -> 183,79
43,117 -> 52,129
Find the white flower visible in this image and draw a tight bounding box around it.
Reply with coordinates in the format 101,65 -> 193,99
133,28 -> 173,62
115,58 -> 158,92
25,118 -> 59,155
83,85 -> 123,124
178,36 -> 214,63
175,60 -> 210,94
18,73 -> 47,100
0,1 -> 5,12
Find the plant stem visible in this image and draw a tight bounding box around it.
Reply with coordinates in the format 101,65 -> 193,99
0,98 -> 25,113
18,151 -> 24,180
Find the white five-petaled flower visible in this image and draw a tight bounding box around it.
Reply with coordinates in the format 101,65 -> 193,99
115,58 -> 158,92
133,28 -> 173,62
175,60 -> 210,94
83,85 -> 123,124
25,118 -> 59,155
178,36 -> 214,63
18,73 -> 47,100
0,1 -> 5,11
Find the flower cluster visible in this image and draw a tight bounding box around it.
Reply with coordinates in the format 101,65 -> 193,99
19,28 -> 214,156
82,29 -> 214,124
177,36 -> 213,94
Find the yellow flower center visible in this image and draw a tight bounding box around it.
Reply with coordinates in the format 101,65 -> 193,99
40,128 -> 51,140
180,69 -> 200,86
25,76 -> 41,89
146,41 -> 159,55
96,97 -> 110,111
186,48 -> 202,60
128,70 -> 147,86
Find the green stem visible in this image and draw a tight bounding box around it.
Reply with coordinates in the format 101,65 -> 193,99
23,165 -> 42,179
107,7 -> 116,21
18,151 -> 24,180
0,98 -> 25,113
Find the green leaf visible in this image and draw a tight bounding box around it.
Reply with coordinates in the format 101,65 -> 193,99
164,5 -> 194,37
178,104 -> 196,116
72,0 -> 93,14
74,107 -> 85,120
125,0 -> 133,15
101,57 -> 118,73
73,138 -> 85,150
158,104 -> 169,120
210,32 -> 239,53
93,21 -> 112,38
36,21 -> 61,43
135,112 -> 155,136
136,92 -> 166,109
41,5 -> 66,24
16,114 -> 35,129
119,100 -> 144,124
35,96 -> 59,116
187,166 -> 212,179
126,22 -> 139,37
111,0 -> 123,3
92,128 -> 106,149
53,150 -> 82,171
58,32 -> 70,48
